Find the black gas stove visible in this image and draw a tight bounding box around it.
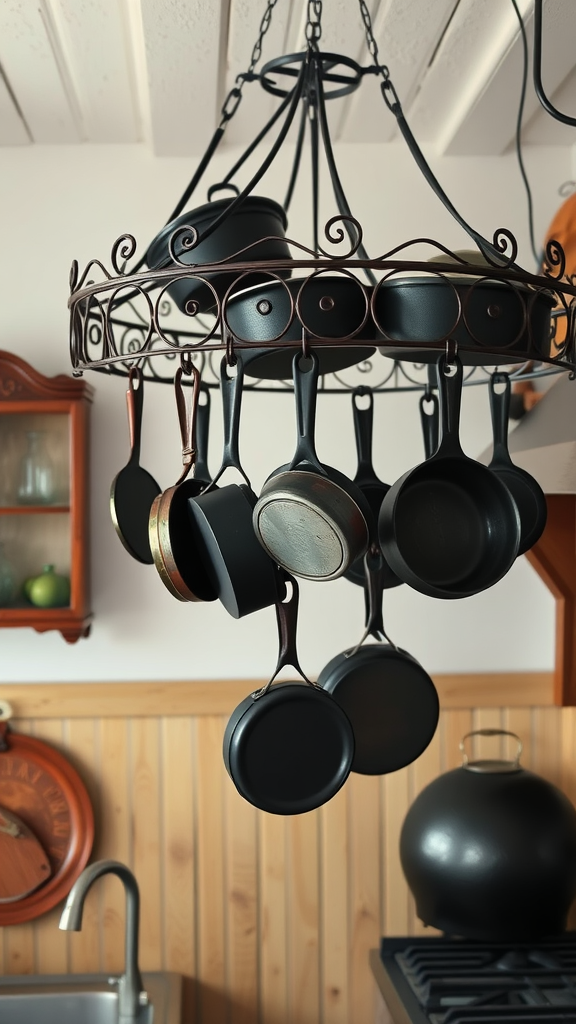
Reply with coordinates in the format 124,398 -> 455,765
370,934 -> 576,1024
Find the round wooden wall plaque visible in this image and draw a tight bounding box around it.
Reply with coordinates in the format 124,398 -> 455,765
0,725 -> 94,924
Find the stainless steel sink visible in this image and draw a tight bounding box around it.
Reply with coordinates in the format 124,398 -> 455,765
0,971 -> 182,1024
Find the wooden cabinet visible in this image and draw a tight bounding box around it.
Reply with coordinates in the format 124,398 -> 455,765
0,351 -> 92,643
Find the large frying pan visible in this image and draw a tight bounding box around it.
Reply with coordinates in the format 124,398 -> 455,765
319,549 -> 439,775
343,388 -> 401,590
487,372 -> 547,555
253,351 -> 369,581
224,575 -> 354,814
149,364 -> 217,603
110,367 -> 161,564
378,356 -> 521,599
187,357 -> 283,619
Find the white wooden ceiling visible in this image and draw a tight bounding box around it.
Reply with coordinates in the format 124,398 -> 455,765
0,0 -> 575,156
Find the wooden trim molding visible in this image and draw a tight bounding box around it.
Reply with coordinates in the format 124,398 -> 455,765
0,672 -> 554,719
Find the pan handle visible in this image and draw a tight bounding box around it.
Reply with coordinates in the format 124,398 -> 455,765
288,351 -> 325,474
173,364 -> 200,485
436,354 -> 465,458
210,357 -> 251,489
352,387 -> 376,479
251,575 -> 316,698
420,391 -> 439,460
126,367 -> 144,465
195,385 -> 211,482
489,372 -> 512,463
351,547 -> 397,655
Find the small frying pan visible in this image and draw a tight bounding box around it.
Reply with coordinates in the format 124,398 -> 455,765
378,355 -> 521,599
223,575 -> 354,814
187,357 -> 283,619
488,372 -> 547,555
110,367 -> 161,564
253,351 -> 369,581
149,364 -> 217,603
344,388 -> 401,589
420,390 -> 439,460
319,549 -> 439,775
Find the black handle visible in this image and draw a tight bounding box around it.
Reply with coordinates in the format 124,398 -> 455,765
213,357 -> 250,487
253,574 -> 313,697
352,388 -> 380,484
195,385 -> 211,482
436,355 -> 464,458
363,547 -> 387,640
126,367 -> 144,465
489,372 -> 513,466
420,391 -> 439,460
289,351 -> 325,473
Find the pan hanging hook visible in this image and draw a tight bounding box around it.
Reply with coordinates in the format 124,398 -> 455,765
300,328 -> 311,361
445,337 -> 458,368
225,332 -> 238,367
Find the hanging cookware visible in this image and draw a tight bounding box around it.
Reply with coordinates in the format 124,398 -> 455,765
187,356 -> 283,618
110,367 -> 161,565
420,389 -> 439,460
319,548 -> 439,775
399,729 -> 576,941
378,355 -> 521,598
373,250 -> 554,365
146,193 -> 292,314
224,275 -> 377,379
487,372 -> 547,554
253,351 -> 370,581
195,384 -> 212,483
224,574 -> 354,814
343,387 -> 401,589
149,363 -> 217,603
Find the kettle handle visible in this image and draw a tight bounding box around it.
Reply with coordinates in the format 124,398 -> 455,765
460,729 -> 523,769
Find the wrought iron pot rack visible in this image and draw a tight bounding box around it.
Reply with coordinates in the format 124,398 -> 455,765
68,0 -> 576,395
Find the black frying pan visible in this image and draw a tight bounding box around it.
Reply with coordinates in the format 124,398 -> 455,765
420,390 -> 439,460
253,351 -> 369,581
487,372 -> 547,555
378,355 -> 521,599
344,387 -> 401,589
187,357 -> 283,619
149,365 -> 217,603
110,367 -> 161,564
319,549 -> 439,775
223,575 -> 354,814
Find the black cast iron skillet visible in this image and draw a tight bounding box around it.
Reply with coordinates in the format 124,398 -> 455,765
187,356 -> 283,619
253,351 -> 370,581
420,390 -> 439,460
224,575 -> 354,814
378,355 -> 521,599
149,365 -> 216,603
319,548 -> 439,776
225,275 -> 377,380
487,372 -> 547,555
110,366 -> 162,565
343,387 -> 401,589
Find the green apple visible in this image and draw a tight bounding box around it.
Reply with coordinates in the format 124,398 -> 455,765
29,565 -> 70,608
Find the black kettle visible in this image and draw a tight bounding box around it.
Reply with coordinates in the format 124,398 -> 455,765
399,729 -> 576,940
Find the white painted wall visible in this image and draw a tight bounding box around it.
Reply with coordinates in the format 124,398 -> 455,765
0,139 -> 569,683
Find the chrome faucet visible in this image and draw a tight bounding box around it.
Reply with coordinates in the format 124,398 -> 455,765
59,859 -> 147,1021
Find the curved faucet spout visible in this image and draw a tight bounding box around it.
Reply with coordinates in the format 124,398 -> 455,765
60,859 -> 146,1020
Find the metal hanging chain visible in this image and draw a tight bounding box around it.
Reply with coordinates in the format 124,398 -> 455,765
219,0 -> 282,125
305,0 -> 323,48
357,0 -> 399,106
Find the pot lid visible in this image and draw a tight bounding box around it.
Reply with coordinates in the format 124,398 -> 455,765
460,728 -> 523,774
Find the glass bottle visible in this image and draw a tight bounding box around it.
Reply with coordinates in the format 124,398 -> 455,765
0,543 -> 15,606
17,431 -> 55,505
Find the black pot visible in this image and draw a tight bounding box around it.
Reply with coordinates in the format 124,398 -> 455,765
146,196 -> 292,314
399,729 -> 576,940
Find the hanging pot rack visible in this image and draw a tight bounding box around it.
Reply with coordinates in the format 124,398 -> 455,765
68,0 -> 576,393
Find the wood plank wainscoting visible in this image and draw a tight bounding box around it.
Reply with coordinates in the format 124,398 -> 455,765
1,674 -> 574,1024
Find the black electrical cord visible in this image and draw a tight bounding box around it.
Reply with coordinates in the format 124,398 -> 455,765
509,0 -> 540,266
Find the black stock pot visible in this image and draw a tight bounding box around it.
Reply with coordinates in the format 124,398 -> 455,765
399,729 -> 576,941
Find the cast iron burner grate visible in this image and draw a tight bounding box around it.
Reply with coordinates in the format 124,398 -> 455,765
378,935 -> 576,1024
